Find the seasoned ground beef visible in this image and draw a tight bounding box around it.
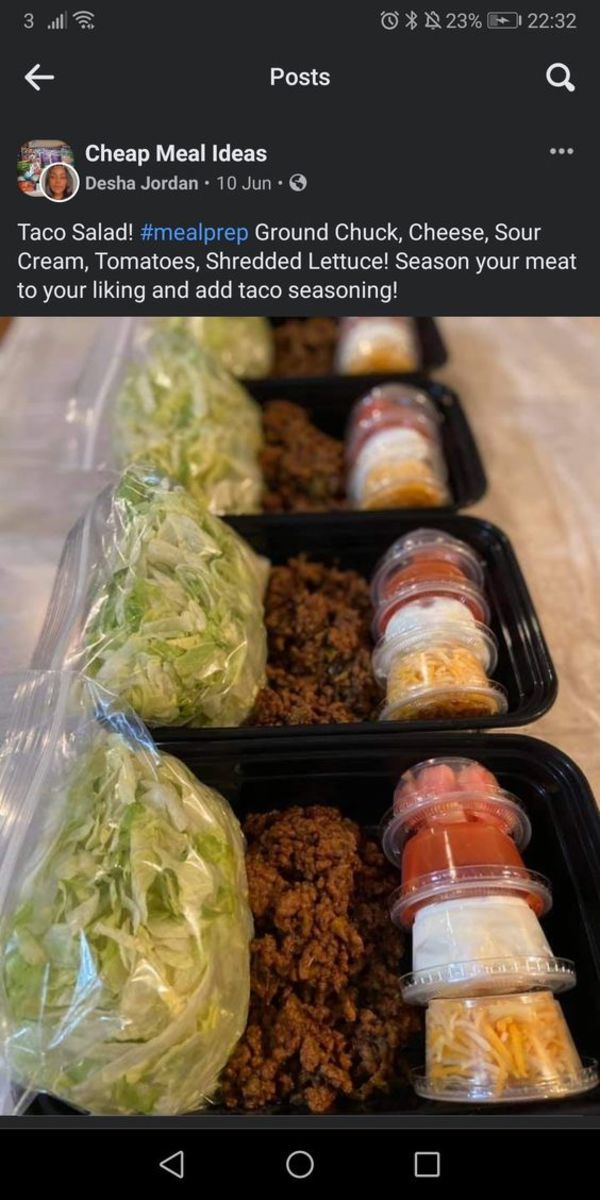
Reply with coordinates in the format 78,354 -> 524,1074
272,318 -> 339,378
222,806 -> 422,1113
252,556 -> 382,725
261,400 -> 347,513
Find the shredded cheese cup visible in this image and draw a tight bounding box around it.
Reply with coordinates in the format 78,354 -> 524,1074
336,317 -> 421,375
376,633 -> 506,721
424,992 -> 585,1099
381,685 -> 505,721
389,645 -> 489,693
356,460 -> 449,510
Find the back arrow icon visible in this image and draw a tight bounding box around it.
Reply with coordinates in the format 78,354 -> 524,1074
25,64 -> 55,91
159,1151 -> 184,1180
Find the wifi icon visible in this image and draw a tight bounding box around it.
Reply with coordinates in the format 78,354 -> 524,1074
72,10 -> 95,27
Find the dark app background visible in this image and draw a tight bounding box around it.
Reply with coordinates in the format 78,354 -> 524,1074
1,0 -> 600,1162
1,0 -> 597,313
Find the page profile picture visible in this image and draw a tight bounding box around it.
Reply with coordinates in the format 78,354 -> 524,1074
17,139 -> 75,196
39,162 -> 80,203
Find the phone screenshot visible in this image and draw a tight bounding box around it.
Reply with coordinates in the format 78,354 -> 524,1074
0,0 -> 598,1187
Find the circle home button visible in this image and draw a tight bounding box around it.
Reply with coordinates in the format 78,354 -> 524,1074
285,1150 -> 315,1179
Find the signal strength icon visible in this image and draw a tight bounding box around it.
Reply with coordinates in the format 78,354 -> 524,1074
72,9 -> 95,27
48,10 -> 68,28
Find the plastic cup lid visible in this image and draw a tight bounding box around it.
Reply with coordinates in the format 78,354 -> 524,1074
379,681 -> 508,725
394,756 -> 505,803
400,956 -> 576,1005
372,619 -> 497,680
350,382 -> 441,423
412,1059 -> 599,1105
371,529 -> 485,599
391,757 -> 526,833
373,578 -> 490,640
390,864 -> 552,928
380,788 -> 532,858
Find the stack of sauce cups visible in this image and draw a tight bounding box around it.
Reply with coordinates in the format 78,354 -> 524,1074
345,385 -> 450,509
383,757 -> 598,1104
370,529 -> 507,721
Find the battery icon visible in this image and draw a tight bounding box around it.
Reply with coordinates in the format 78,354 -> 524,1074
487,11 -> 522,27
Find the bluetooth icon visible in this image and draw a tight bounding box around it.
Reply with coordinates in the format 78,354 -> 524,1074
405,10 -> 419,28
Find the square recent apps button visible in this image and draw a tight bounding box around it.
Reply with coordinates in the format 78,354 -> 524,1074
414,1151 -> 441,1179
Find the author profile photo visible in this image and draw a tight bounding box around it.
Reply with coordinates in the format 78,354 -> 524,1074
40,162 -> 80,202
17,139 -> 75,196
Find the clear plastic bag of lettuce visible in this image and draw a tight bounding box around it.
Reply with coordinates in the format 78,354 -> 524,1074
153,316 -> 274,379
115,326 -> 264,513
0,671 -> 252,1116
32,466 -> 268,727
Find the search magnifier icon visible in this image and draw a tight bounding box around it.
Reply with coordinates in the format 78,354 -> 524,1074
546,63 -> 575,92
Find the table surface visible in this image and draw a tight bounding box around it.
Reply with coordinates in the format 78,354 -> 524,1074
1,316 -> 598,797
440,317 -> 600,798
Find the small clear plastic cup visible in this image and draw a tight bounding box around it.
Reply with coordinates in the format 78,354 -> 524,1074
394,756 -> 506,811
415,991 -> 598,1104
400,825 -> 527,898
401,956 -> 576,1005
380,681 -> 508,723
409,895 -> 553,972
371,528 -> 485,603
336,318 -> 421,376
345,383 -> 442,466
373,598 -> 484,649
390,757 -> 525,833
373,622 -> 498,681
373,579 -> 490,639
373,626 -> 504,723
348,458 -> 450,510
347,423 -> 450,512
390,864 -> 552,929
414,1058 -> 599,1105
381,789 -> 532,864
351,425 -> 442,479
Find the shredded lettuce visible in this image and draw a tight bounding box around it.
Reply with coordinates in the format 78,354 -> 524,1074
1,730 -> 252,1115
115,329 -> 264,513
155,316 -> 274,378
81,468 -> 268,726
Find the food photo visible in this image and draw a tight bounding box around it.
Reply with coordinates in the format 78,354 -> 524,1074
0,314 -> 598,1120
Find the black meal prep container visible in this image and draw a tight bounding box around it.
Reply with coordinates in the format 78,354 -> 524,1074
24,317 -> 592,1123
154,512 -> 557,745
28,732 -> 600,1118
260,315 -> 448,384
247,375 -> 486,515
